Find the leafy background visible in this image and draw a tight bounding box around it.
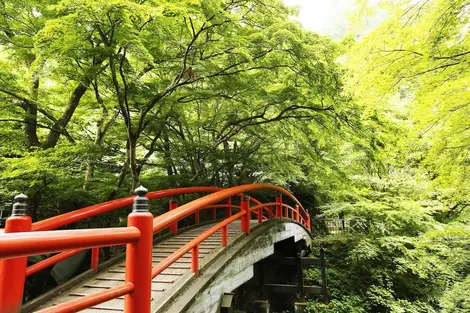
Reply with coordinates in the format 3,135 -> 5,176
0,0 -> 468,312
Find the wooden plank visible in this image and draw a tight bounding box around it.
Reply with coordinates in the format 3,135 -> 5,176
152,279 -> 175,284
265,284 -> 322,295
95,277 -> 124,282
52,303 -> 124,312
154,247 -> 213,253
265,256 -> 321,266
172,235 -> 222,239
304,286 -> 323,296
152,253 -> 191,258
68,293 -> 125,300
245,284 -> 323,295
152,259 -> 191,264
160,242 -> 221,247
166,238 -> 221,242
83,284 -> 114,289
108,269 -> 126,274
152,251 -> 191,256
89,307 -> 123,312
160,268 -> 187,275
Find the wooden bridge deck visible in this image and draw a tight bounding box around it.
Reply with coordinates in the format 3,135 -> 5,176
37,221 -> 246,313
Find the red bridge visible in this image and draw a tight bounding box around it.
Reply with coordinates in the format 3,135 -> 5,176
0,184 -> 322,313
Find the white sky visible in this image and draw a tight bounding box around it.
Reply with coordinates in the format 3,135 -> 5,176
283,0 -> 358,39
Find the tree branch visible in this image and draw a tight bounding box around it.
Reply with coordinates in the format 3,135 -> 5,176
0,119 -> 75,143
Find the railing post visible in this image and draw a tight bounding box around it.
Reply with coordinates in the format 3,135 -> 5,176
320,248 -> 329,304
222,225 -> 228,248
240,195 -> 250,234
192,244 -> 199,277
195,209 -> 200,225
295,205 -> 300,222
125,186 -> 153,313
91,247 -> 99,271
0,194 -> 32,313
257,205 -> 262,224
306,213 -> 311,231
226,198 -> 232,218
169,199 -> 178,235
275,195 -> 282,218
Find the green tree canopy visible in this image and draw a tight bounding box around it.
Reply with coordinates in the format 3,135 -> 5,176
348,0 -> 470,207
0,0 -> 365,218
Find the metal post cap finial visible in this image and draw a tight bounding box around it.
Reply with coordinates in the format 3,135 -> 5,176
242,195 -> 250,201
133,185 -> 148,196
15,193 -> 28,201
12,193 -> 29,217
133,186 -> 149,212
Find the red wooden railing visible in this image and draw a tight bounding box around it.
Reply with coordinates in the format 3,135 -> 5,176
20,187 -> 226,277
0,184 -> 311,313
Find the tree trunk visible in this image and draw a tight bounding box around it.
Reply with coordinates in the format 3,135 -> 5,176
24,102 -> 40,148
83,164 -> 95,191
24,75 -> 40,147
224,141 -> 234,186
83,84 -> 118,190
162,130 -> 174,176
108,154 -> 130,201
128,134 -> 140,191
42,82 -> 88,149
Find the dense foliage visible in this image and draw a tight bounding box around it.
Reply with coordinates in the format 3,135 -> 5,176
0,0 -> 468,312
0,0 -> 359,220
305,0 -> 470,312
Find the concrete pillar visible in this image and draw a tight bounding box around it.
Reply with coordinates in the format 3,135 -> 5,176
254,300 -> 270,313
294,302 -> 307,313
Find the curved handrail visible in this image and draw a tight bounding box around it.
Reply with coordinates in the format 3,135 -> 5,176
26,249 -> 84,276
152,210 -> 245,278
202,204 -> 265,220
152,184 -> 306,233
249,202 -> 304,223
0,227 -> 140,260
31,187 -> 223,232
22,188 -> 266,278
249,202 -> 290,212
151,186 -> 309,278
28,188 -> 265,232
202,204 -> 241,210
17,185 -> 301,279
249,196 -> 262,205
16,187 -> 225,276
